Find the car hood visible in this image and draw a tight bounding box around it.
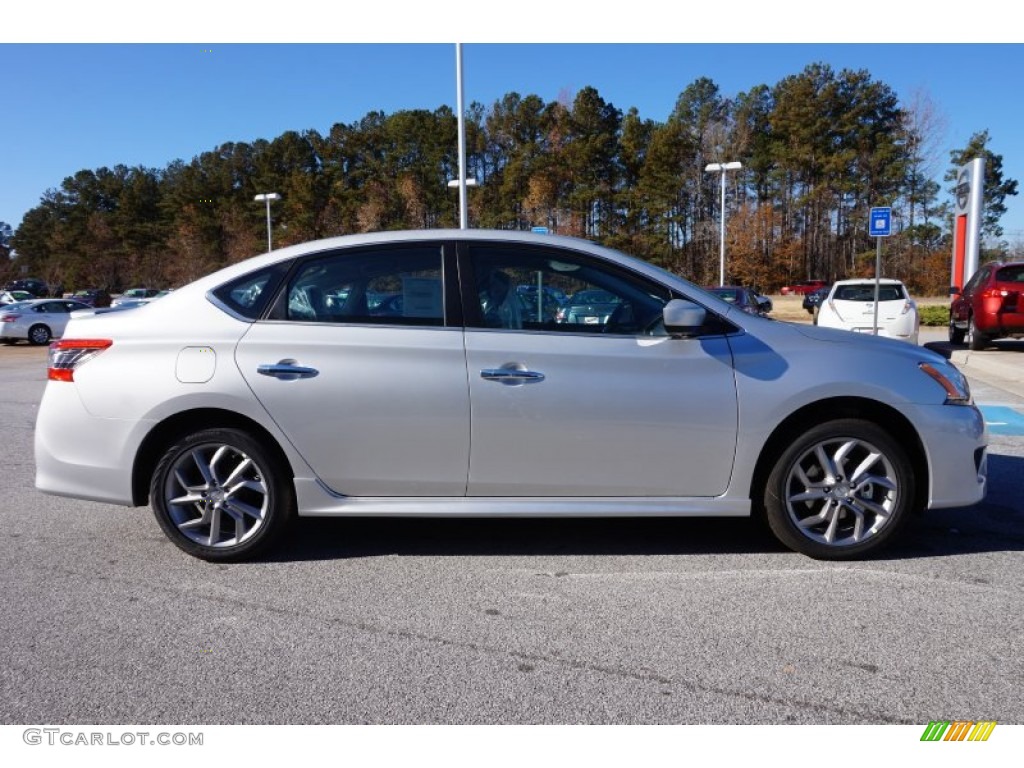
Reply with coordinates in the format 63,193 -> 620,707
791,322 -> 940,361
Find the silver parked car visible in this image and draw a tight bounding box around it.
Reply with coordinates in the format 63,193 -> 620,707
1,299 -> 92,345
35,230 -> 987,561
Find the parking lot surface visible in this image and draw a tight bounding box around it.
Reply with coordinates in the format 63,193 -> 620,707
1,335 -> 1022,724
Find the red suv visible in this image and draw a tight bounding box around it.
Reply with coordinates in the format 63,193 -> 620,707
950,261 -> 1024,349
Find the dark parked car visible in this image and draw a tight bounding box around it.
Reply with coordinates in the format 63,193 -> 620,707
803,285 -> 832,315
72,289 -> 112,308
706,286 -> 770,316
4,278 -> 51,297
950,261 -> 1024,349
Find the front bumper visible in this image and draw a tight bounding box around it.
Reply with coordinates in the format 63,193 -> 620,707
911,402 -> 987,509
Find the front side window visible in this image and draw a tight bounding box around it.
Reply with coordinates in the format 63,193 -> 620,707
275,245 -> 445,327
963,267 -> 988,295
466,245 -> 670,335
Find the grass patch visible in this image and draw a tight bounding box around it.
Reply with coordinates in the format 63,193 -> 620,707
918,304 -> 949,326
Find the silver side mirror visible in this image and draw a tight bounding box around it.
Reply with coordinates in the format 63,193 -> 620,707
663,299 -> 706,339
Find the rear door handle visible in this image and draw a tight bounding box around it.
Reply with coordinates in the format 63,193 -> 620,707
257,359 -> 319,380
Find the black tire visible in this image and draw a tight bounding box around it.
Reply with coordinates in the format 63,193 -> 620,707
150,427 -> 294,561
967,315 -> 991,351
27,324 -> 52,346
948,315 -> 966,345
763,419 -> 915,559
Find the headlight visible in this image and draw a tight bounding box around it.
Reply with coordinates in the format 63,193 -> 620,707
919,362 -> 972,405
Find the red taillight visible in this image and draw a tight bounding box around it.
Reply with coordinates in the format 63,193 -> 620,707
980,287 -> 1008,299
1,313 -> 20,322
47,339 -> 113,382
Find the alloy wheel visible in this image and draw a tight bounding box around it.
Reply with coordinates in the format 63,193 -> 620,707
782,435 -> 899,547
162,442 -> 270,549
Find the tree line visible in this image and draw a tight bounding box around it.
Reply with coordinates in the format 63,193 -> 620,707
6,62 -> 1018,295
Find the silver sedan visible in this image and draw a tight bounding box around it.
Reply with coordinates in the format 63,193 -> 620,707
34,230 -> 987,561
1,299 -> 92,345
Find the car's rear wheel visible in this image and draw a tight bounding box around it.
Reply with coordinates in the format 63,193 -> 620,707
28,324 -> 52,345
763,419 -> 914,559
948,314 -> 966,344
150,427 -> 294,561
967,315 -> 991,351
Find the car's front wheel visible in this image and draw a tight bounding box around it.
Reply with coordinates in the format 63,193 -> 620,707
763,419 -> 914,559
150,427 -> 294,561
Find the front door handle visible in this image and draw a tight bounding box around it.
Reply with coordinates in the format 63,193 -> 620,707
480,366 -> 545,385
257,359 -> 319,380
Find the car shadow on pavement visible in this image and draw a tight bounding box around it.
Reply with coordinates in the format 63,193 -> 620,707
886,452 -> 1024,560
926,339 -> 1024,358
260,453 -> 1024,563
267,516 -> 790,562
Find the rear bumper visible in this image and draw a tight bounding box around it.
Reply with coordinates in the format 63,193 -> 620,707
34,382 -> 149,506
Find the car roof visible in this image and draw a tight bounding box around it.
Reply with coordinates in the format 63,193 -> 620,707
181,228 -> 704,300
831,278 -> 905,286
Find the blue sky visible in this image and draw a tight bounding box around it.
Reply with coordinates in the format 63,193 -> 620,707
4,4 -> 1024,242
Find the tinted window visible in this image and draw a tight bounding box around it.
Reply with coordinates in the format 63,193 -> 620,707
276,245 -> 445,327
995,265 -> 1024,283
834,284 -> 906,302
963,267 -> 988,294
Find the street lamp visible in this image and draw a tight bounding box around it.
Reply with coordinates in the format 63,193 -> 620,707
704,161 -> 743,286
254,192 -> 281,252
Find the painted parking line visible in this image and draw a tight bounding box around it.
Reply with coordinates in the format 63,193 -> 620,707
978,405 -> 1024,436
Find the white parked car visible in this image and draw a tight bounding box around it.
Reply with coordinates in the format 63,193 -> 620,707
816,279 -> 919,344
34,231 -> 985,562
0,299 -> 92,345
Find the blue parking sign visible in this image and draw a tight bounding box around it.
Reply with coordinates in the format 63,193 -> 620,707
870,207 -> 891,237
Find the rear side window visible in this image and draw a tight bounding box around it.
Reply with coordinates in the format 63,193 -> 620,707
211,265 -> 288,320
271,245 -> 445,327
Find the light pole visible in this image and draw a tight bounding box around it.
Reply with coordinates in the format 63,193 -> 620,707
254,192 -> 281,252
447,177 -> 477,226
455,43 -> 469,229
704,161 -> 742,286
